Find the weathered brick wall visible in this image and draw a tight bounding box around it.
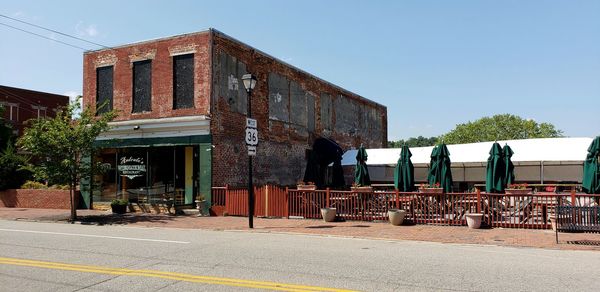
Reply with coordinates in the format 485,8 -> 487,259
82,32 -> 212,120
0,189 -> 73,209
210,31 -> 388,187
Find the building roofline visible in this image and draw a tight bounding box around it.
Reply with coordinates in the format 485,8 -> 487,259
0,85 -> 70,101
84,28 -> 386,110
83,29 -> 212,54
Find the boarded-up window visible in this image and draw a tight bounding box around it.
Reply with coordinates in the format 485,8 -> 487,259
173,54 -> 194,109
132,60 -> 152,113
96,66 -> 113,115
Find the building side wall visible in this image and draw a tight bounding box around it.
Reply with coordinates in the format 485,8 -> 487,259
0,85 -> 69,137
82,32 -> 212,121
210,32 -> 388,187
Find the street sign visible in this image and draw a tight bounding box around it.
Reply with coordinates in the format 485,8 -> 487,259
245,118 -> 258,146
246,118 -> 257,128
247,145 -> 256,156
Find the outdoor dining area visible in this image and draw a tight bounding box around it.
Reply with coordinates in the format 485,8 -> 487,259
211,136 -> 600,232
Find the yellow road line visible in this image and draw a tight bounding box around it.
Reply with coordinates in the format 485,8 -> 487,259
0,257 -> 357,292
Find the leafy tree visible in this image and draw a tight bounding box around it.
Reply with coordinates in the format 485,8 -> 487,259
18,98 -> 116,221
0,144 -> 31,190
0,105 -> 13,151
389,136 -> 438,148
439,114 -> 563,144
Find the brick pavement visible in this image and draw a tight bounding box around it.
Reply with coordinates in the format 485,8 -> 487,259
1,207 -> 599,251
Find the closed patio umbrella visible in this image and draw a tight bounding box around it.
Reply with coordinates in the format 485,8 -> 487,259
582,136 -> 600,194
354,145 -> 371,186
427,145 -> 439,186
486,142 -> 505,193
394,145 -> 415,192
502,144 -> 515,188
427,143 -> 453,193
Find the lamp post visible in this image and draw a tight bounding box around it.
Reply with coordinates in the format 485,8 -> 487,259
242,73 -> 257,228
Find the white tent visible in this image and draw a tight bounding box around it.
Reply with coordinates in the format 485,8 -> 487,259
341,137 -> 593,183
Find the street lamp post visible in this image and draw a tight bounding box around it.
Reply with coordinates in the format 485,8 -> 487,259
242,73 -> 257,229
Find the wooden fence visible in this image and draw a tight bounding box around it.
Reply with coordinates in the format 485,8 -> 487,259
211,186 -> 600,229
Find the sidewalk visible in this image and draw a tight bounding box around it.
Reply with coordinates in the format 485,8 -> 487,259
1,207 -> 599,251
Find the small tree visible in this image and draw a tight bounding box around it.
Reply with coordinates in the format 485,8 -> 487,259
18,98 -> 116,221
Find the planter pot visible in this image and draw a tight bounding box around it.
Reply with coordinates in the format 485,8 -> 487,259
465,213 -> 483,229
320,207 -> 337,222
419,188 -> 443,194
351,186 -> 373,193
111,204 -> 127,214
505,189 -> 531,195
388,209 -> 407,226
297,185 -> 317,191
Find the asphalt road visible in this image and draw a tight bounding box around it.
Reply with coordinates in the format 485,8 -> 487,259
0,220 -> 599,292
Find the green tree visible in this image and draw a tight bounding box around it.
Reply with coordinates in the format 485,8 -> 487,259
0,144 -> 31,190
0,105 -> 13,151
18,98 -> 116,221
439,114 -> 563,144
389,136 -> 438,148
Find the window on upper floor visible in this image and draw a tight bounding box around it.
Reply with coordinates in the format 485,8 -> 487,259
132,60 -> 152,113
96,66 -> 114,115
173,54 -> 194,109
0,102 -> 19,121
31,105 -> 47,119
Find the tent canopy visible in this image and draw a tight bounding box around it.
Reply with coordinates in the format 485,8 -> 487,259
341,138 -> 593,167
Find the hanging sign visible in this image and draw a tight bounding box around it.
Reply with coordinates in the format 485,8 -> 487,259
117,156 -> 146,179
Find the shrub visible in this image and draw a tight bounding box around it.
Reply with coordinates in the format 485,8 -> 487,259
20,180 -> 48,189
110,199 -> 128,206
49,184 -> 70,190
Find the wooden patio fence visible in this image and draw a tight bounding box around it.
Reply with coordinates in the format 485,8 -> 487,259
211,186 -> 600,229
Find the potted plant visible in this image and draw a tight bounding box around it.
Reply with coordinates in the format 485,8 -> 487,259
388,209 -> 407,226
195,194 -> 206,216
505,183 -> 531,195
320,207 -> 337,222
110,199 -> 128,214
350,182 -> 373,193
296,181 -> 317,191
418,183 -> 443,194
465,212 -> 484,229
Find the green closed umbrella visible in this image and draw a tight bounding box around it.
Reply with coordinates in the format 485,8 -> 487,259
354,145 -> 371,186
486,142 -> 505,193
582,136 -> 600,194
427,145 -> 439,186
503,144 -> 515,188
427,143 -> 453,193
394,145 -> 415,192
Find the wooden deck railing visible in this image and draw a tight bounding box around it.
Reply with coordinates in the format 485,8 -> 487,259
210,186 -> 600,230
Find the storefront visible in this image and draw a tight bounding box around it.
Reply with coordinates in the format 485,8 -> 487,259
80,116 -> 212,209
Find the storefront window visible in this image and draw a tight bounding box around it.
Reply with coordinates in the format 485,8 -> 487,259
93,146 -> 198,206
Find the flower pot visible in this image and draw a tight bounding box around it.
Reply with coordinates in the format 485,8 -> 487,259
297,185 -> 317,191
505,189 -> 531,195
466,213 -> 483,229
351,186 -> 373,193
419,188 -> 443,194
388,209 -> 407,226
320,207 -> 336,222
111,204 -> 127,214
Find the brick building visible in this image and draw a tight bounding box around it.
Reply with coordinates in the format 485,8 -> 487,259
82,29 -> 387,208
0,85 -> 69,137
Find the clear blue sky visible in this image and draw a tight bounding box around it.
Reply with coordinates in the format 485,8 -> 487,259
1,0 -> 598,140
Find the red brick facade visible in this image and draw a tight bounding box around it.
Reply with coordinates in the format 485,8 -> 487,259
0,85 -> 69,137
83,32 -> 212,120
0,189 -> 73,209
82,29 -> 387,187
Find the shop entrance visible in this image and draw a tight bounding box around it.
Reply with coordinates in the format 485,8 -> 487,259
94,145 -> 199,207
